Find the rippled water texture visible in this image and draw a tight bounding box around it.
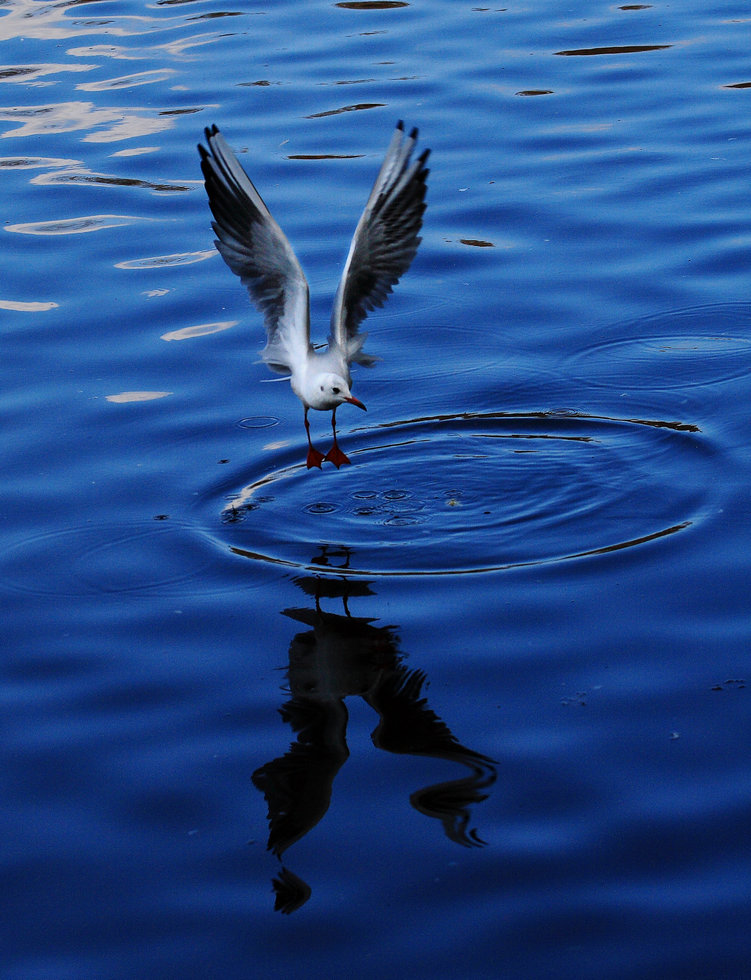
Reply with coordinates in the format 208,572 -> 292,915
3,2 -> 751,978
218,410 -> 709,576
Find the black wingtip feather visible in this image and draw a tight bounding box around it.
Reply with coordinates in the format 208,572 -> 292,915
198,124 -> 220,159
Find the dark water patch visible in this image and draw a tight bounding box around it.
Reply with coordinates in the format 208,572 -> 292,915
555,44 -> 672,57
335,1 -> 409,8
318,78 -> 376,86
288,153 -> 364,160
32,169 -> 189,192
186,10 -> 245,20
214,410 -> 712,578
157,107 -> 204,116
306,103 -> 386,118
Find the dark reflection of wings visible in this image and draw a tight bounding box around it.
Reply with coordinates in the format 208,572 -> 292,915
252,693 -> 349,858
252,607 -> 399,862
366,667 -> 496,848
252,563 -> 496,913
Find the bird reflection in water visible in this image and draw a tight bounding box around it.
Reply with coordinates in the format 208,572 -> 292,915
252,546 -> 496,914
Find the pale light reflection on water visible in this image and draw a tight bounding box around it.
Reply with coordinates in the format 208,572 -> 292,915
3,1 -> 751,977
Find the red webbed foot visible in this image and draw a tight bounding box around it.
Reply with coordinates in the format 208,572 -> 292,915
306,447 -> 325,469
324,444 -> 351,468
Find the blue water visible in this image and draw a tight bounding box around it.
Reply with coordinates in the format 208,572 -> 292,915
3,1 -> 751,977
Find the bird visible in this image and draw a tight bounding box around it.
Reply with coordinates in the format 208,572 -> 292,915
198,121 -> 429,468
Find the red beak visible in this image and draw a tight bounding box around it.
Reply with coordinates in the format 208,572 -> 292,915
345,395 -> 367,411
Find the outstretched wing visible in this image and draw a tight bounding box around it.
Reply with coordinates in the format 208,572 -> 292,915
329,121 -> 430,364
198,125 -> 311,374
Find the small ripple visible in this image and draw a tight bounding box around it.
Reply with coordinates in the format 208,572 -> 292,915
363,322 -> 505,383
567,304 -> 751,391
0,521 -> 225,597
383,514 -> 425,527
304,502 -> 340,515
237,416 -> 281,429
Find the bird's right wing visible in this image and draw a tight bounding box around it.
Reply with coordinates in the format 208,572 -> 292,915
198,125 -> 311,374
329,122 -> 429,363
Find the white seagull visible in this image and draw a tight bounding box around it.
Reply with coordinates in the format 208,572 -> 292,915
198,122 -> 429,468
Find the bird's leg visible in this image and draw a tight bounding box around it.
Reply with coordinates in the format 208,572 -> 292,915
324,408 -> 351,468
304,407 -> 324,469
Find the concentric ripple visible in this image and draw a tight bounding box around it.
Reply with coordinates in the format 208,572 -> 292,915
1,520 -> 222,597
567,303 -> 751,390
217,410 -> 712,577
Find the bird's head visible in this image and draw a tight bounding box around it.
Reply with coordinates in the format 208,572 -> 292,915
314,373 -> 367,412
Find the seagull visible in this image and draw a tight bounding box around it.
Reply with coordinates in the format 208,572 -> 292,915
198,122 -> 429,468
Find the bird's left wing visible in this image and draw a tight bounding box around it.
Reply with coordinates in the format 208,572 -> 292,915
199,125 -> 311,374
329,122 -> 430,365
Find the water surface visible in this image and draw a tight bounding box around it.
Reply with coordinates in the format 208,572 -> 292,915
3,1 -> 751,977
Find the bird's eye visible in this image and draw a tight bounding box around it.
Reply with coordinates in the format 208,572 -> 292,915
332,387 -> 340,394
320,385 -> 324,391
